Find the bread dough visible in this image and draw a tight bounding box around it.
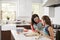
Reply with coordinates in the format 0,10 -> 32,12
24,32 -> 40,37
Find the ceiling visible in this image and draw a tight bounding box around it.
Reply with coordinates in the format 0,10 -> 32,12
44,0 -> 60,7
0,0 -> 43,3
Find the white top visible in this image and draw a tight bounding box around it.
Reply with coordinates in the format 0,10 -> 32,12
11,30 -> 51,40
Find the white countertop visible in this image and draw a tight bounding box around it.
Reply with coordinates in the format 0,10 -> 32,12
1,24 -> 16,31
11,30 -> 51,40
1,23 -> 30,31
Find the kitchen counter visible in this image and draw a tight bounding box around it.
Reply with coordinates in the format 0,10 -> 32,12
11,30 -> 51,40
1,23 -> 30,31
1,24 -> 30,40
1,24 -> 16,31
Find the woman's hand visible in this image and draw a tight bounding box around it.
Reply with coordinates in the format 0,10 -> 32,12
34,30 -> 40,34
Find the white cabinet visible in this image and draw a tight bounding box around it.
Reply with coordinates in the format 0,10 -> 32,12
49,7 -> 55,17
16,0 -> 32,22
18,0 -> 32,17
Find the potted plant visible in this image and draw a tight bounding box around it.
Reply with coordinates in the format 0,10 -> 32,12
6,16 -> 10,24
7,16 -> 10,20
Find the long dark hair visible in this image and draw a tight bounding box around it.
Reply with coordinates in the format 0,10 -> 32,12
31,14 -> 39,25
42,15 -> 51,26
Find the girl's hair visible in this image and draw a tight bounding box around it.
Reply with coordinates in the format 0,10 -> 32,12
31,14 -> 39,25
42,15 -> 51,26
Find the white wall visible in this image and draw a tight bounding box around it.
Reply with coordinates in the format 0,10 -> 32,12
53,7 -> 60,25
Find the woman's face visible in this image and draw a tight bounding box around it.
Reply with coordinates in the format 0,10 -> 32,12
34,17 -> 39,23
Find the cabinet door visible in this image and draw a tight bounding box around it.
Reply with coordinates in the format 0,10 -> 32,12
1,31 -> 11,40
16,25 -> 31,29
56,31 -> 60,40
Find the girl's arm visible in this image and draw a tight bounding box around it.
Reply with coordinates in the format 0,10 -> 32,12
48,26 -> 54,40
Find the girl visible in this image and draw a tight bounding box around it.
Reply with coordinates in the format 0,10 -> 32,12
42,15 -> 54,40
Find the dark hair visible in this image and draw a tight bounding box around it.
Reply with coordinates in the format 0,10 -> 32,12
31,14 -> 39,25
42,15 -> 51,26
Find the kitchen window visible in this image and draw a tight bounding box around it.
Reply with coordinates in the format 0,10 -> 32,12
2,3 -> 16,21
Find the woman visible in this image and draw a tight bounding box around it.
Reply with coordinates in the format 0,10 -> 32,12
31,14 -> 43,33
41,15 -> 54,40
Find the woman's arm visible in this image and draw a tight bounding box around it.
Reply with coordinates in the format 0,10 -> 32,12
31,25 -> 35,31
48,26 -> 54,40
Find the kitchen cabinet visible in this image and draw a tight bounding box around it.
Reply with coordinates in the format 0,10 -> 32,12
16,24 -> 31,29
1,30 -> 11,40
1,24 -> 16,40
56,30 -> 60,40
1,30 -> 15,40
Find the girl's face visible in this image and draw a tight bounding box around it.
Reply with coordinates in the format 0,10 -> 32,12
41,19 -> 45,26
34,17 -> 39,23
